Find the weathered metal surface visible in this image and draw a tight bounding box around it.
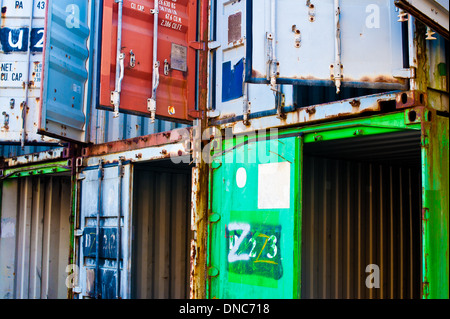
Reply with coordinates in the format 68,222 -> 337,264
302,137 -> 422,298
425,32 -> 448,112
395,0 -> 449,40
212,0 -> 406,101
209,0 -> 294,120
248,0 -> 406,88
98,0 -> 201,122
77,160 -> 132,299
213,91 -> 412,135
420,113 -> 449,298
39,0 -> 94,142
1,146 -> 66,168
0,175 -> 71,299
82,127 -> 192,158
132,163 -> 192,298
84,141 -> 189,168
0,159 -> 71,179
208,134 -> 301,298
0,0 -> 59,145
207,110 -> 434,299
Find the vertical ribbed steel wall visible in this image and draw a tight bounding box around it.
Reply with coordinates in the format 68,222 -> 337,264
301,156 -> 422,299
0,176 -> 72,299
132,165 -> 191,299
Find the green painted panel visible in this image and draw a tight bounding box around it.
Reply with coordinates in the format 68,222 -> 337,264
0,160 -> 71,179
421,114 -> 449,299
209,134 -> 301,299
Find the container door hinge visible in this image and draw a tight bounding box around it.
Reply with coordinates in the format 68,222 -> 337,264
77,173 -> 86,181
188,109 -> 203,119
208,267 -> 219,278
422,207 -> 429,221
243,82 -> 251,125
276,92 -> 286,119
208,41 -> 221,51
74,229 -> 83,237
209,213 -> 221,223
422,282 -> 430,298
189,41 -> 206,50
393,68 -> 416,79
421,135 -> 429,148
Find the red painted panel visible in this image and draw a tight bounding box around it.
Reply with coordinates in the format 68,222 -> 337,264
99,0 -> 200,122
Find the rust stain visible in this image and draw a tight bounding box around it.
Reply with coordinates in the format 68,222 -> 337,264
251,69 -> 265,78
1,7 -> 6,26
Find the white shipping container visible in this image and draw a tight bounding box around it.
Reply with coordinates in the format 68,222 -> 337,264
0,0 -> 58,144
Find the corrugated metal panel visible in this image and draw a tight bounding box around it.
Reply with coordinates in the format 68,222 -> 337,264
86,0 -> 189,144
78,161 -> 133,299
87,107 -> 187,144
0,175 -> 71,299
98,0 -> 200,122
132,163 -> 191,299
39,0 -> 93,142
0,0 -> 59,144
301,155 -> 422,299
245,0 -> 406,89
0,144 -> 59,158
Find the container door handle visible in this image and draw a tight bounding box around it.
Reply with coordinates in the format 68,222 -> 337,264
148,0 -> 160,123
111,53 -> 125,117
111,0 -> 124,118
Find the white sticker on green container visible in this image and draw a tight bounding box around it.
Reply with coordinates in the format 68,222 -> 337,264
257,162 -> 290,209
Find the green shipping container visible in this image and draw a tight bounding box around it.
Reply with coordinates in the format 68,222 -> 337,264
208,108 -> 449,299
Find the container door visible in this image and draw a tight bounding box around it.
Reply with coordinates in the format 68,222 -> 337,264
421,113 -> 449,299
38,0 -> 94,142
0,0 -> 59,144
98,0 -> 200,122
209,134 -> 302,299
77,160 -> 132,299
246,0 -> 406,90
211,0 -> 294,120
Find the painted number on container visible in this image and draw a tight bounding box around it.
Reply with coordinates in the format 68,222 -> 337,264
36,1 -> 45,9
226,223 -> 283,280
0,27 -> 44,53
159,0 -> 183,31
83,227 -> 119,259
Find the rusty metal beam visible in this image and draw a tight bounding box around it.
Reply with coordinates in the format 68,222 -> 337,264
189,0 -> 210,300
81,127 -> 192,158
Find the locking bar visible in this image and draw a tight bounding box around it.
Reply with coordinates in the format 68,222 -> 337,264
148,0 -> 160,123
111,0 -> 124,118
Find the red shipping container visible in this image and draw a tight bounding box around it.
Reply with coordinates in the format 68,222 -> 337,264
99,0 -> 202,122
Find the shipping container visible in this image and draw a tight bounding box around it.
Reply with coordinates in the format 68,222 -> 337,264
0,0 -> 59,145
73,132 -> 193,299
207,108 -> 448,299
0,0 -> 189,156
208,0 -> 415,123
0,160 -> 73,299
96,0 -> 208,123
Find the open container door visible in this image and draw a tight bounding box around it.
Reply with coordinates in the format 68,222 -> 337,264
38,0 -> 94,143
98,0 -> 201,123
208,133 -> 302,299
